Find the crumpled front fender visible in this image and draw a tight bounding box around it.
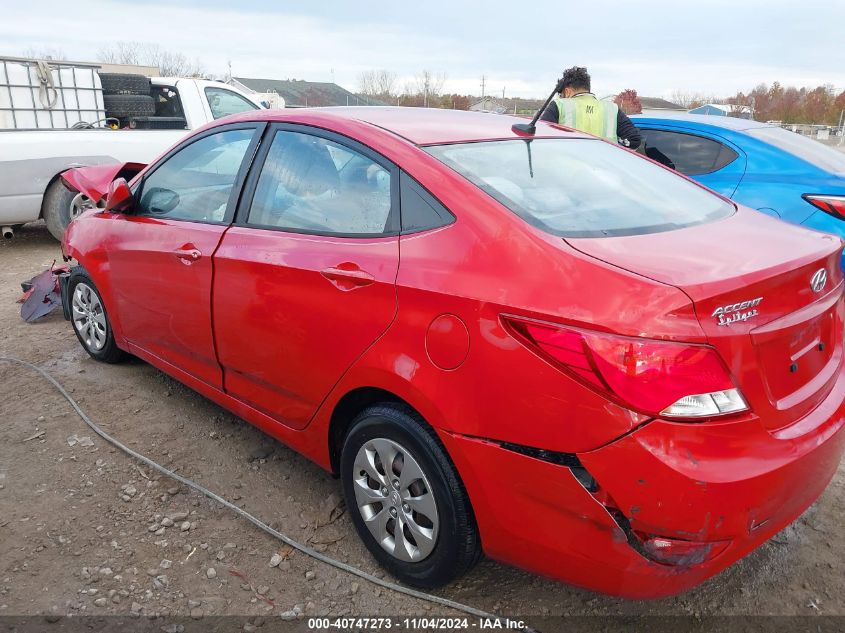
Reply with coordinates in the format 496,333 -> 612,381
60,162 -> 146,203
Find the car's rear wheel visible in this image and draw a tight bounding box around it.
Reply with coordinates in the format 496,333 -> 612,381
68,268 -> 125,364
340,404 -> 481,588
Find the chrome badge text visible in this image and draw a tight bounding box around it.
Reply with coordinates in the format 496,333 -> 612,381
712,297 -> 763,326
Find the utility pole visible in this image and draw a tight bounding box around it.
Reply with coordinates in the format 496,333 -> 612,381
480,75 -> 486,105
839,109 -> 845,146
227,60 -> 232,83
502,86 -> 505,99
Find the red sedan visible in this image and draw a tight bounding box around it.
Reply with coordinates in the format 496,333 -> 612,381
60,107 -> 845,598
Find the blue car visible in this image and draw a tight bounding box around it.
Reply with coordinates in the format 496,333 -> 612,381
632,113 -> 845,258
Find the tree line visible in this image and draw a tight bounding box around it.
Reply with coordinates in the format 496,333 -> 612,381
358,69 -> 462,107
22,43 -> 206,78
671,85 -> 845,125
727,83 -> 845,125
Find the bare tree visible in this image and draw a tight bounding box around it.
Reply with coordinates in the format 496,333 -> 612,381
669,90 -> 717,110
97,42 -> 205,77
409,70 -> 446,107
358,69 -> 398,99
22,47 -> 67,61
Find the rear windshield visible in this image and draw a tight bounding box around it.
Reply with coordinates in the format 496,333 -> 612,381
746,126 -> 845,174
425,138 -> 734,238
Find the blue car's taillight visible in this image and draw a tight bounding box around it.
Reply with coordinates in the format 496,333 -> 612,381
804,194 -> 845,220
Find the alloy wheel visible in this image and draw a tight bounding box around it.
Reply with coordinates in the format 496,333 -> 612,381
71,282 -> 107,351
352,437 -> 439,562
69,192 -> 94,221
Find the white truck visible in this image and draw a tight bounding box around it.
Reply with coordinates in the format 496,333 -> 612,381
0,56 -> 267,240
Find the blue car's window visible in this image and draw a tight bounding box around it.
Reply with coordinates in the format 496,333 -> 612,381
426,138 -> 734,238
640,129 -> 739,175
747,126 -> 845,174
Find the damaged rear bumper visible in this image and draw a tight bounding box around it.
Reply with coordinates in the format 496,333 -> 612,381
440,369 -> 845,598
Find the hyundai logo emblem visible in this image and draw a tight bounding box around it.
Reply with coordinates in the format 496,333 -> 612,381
810,268 -> 827,293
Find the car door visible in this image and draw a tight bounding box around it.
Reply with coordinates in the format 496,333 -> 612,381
104,123 -> 262,387
213,125 -> 400,429
638,127 -> 746,198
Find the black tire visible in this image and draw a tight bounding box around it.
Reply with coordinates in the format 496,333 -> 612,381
43,179 -> 93,241
103,94 -> 155,119
98,73 -> 151,96
340,404 -> 481,588
67,268 -> 125,364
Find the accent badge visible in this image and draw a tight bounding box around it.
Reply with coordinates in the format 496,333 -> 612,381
712,297 -> 763,326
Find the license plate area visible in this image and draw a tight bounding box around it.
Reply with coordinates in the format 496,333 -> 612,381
751,289 -> 843,413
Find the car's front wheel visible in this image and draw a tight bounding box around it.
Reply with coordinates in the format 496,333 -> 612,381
340,404 -> 481,588
68,268 -> 125,363
43,180 -> 96,241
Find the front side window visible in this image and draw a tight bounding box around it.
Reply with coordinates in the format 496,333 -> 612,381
426,138 -> 734,238
247,130 -> 394,235
640,129 -> 739,175
205,87 -> 259,120
136,128 -> 254,222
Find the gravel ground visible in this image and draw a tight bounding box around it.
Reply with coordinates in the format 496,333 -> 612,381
1,222 -> 843,630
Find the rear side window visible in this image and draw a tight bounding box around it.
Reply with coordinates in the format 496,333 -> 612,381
247,130 -> 395,235
425,138 -> 734,238
400,171 -> 454,233
640,129 -> 739,175
747,126 -> 845,174
205,87 -> 259,120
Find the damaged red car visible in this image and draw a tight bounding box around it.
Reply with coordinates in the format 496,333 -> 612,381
60,107 -> 845,598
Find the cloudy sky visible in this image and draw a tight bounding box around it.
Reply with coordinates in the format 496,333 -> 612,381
3,0 -> 844,100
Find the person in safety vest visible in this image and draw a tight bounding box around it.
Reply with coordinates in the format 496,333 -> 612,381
541,66 -> 641,149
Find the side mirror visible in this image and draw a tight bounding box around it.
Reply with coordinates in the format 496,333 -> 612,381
143,187 -> 180,215
105,178 -> 133,213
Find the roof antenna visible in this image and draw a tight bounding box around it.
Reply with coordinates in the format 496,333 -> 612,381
512,78 -> 565,135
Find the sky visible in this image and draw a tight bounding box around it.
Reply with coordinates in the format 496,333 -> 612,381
3,0 -> 844,100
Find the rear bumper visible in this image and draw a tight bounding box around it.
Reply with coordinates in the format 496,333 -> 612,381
441,370 -> 845,598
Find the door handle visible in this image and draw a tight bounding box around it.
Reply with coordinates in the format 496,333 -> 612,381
320,264 -> 375,291
174,246 -> 202,263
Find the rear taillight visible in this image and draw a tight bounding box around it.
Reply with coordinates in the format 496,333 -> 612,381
504,317 -> 748,420
804,194 -> 845,220
634,532 -> 730,566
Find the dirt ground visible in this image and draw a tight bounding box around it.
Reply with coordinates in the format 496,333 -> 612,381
1,222 -> 843,630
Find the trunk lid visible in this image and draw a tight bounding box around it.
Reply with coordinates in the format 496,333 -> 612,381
567,208 -> 844,431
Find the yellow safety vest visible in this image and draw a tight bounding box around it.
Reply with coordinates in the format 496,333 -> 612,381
554,93 -> 618,142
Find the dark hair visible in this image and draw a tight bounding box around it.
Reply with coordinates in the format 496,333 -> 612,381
560,66 -> 590,92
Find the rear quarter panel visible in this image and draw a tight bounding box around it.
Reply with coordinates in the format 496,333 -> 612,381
310,147 -> 707,453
